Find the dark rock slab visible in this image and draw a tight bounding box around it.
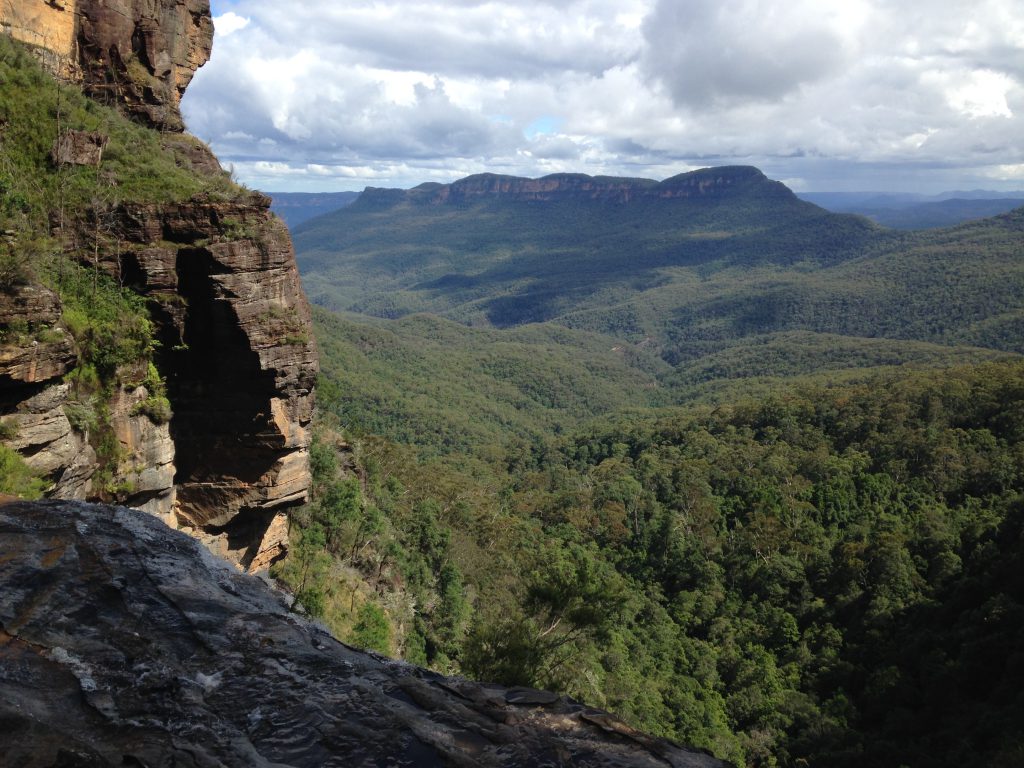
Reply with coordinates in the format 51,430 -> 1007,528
0,499 -> 731,768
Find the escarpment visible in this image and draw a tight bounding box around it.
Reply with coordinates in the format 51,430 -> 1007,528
358,166 -> 795,207
0,3 -> 316,569
107,186 -> 317,568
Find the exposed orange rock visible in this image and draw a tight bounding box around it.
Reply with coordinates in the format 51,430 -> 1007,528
0,0 -> 78,75
0,0 -> 213,129
100,179 -> 318,561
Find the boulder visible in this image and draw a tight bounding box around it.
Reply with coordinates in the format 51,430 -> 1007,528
51,129 -> 109,166
0,499 -> 732,768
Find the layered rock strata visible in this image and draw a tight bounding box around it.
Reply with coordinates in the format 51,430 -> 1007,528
0,499 -> 731,768
360,166 -> 793,207
0,1 -> 317,568
0,173 -> 317,568
104,181 -> 317,566
0,0 -> 213,129
0,284 -> 173,509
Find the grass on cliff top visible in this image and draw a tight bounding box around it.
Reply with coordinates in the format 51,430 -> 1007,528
0,34 -> 243,264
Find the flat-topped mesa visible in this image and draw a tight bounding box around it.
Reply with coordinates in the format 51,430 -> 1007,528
360,166 -> 796,206
0,0 -> 213,130
424,172 -> 660,203
658,165 -> 796,199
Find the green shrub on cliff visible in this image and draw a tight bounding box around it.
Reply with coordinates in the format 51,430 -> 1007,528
59,263 -> 155,380
0,443 -> 46,499
0,33 -> 243,288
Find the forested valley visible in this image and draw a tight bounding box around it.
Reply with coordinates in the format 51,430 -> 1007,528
3,11 -> 1022,767
273,175 -> 1024,767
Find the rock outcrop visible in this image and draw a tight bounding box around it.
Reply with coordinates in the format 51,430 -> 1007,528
0,280 -> 178,512
0,0 -> 213,130
0,4 -> 317,569
0,499 -> 731,768
0,0 -> 78,74
104,180 -> 318,566
51,128 -> 109,166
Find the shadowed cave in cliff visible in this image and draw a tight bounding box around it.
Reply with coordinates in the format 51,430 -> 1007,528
156,246 -> 288,562
118,251 -> 147,292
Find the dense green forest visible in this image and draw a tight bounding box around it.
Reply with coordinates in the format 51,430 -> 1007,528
315,305 -> 1013,455
293,170 -> 1024,365
279,352 -> 1024,767
284,164 -> 1024,766
7,34 -> 1023,766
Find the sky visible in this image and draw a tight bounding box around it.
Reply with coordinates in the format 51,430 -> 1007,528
181,0 -> 1024,194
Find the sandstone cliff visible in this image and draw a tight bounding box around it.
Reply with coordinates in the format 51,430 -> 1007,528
0,499 -> 731,768
0,3 -> 316,569
0,0 -> 213,129
107,185 -> 318,569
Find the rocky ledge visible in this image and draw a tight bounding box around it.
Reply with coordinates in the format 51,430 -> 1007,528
0,499 -> 730,768
102,182 -> 318,569
0,0 -> 317,569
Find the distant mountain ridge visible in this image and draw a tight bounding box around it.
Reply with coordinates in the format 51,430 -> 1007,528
800,190 -> 1024,229
295,166 -> 1024,385
295,165 -> 883,329
358,165 -> 796,206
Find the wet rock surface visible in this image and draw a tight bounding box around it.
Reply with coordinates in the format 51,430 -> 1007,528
0,499 -> 731,768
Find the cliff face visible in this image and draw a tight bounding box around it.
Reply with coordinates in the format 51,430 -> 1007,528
0,0 -> 213,129
0,499 -> 731,768
0,3 -> 316,569
107,183 -> 317,568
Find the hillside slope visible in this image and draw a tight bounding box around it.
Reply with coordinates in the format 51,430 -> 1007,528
295,167 -> 883,328
296,168 -> 1023,398
297,358 -> 1024,768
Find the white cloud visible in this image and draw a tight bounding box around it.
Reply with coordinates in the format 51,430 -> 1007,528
641,0 -> 860,107
211,11 -> 249,38
184,0 -> 1024,193
939,69 -> 1015,118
